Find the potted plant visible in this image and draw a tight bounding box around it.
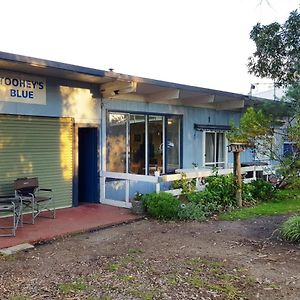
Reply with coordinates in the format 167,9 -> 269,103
131,192 -> 145,215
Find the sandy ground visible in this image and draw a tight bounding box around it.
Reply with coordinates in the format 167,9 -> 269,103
0,215 -> 299,299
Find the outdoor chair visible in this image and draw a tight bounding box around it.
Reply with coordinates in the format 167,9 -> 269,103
14,177 -> 55,224
0,196 -> 22,237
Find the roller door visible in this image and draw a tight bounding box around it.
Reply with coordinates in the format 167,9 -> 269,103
0,115 -> 73,208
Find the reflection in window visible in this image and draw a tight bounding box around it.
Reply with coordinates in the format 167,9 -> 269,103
130,115 -> 145,174
205,132 -> 225,168
106,113 -> 128,172
106,112 -> 181,174
166,117 -> 180,173
148,115 -> 163,175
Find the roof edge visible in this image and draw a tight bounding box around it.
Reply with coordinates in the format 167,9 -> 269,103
0,51 -> 105,78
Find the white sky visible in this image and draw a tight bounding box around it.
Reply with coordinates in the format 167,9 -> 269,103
1,0 -> 299,94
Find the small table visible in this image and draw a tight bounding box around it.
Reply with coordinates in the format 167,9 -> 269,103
0,196 -> 23,237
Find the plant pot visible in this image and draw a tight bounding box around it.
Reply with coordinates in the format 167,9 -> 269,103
131,200 -> 145,215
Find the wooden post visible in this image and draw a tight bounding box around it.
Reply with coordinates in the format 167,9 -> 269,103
155,171 -> 160,194
234,151 -> 242,208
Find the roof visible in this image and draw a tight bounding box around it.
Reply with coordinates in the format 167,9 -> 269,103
0,51 -> 270,111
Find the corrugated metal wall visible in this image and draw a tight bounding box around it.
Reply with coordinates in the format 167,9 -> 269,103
0,115 -> 73,208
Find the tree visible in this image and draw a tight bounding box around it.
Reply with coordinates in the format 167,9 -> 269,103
229,7 -> 299,188
248,9 -> 300,86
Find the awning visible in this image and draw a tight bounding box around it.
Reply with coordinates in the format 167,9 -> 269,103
193,124 -> 231,132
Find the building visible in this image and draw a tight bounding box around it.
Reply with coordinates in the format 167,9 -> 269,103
0,51 -> 267,209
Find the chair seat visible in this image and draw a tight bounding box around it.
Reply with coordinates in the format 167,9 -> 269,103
23,196 -> 51,203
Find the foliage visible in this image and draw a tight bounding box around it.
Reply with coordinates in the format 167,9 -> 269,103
185,173 -> 238,213
170,173 -> 196,194
248,9 -> 300,86
281,215 -> 300,242
178,203 -> 206,221
133,192 -> 143,201
142,192 -> 181,220
227,107 -> 272,144
219,189 -> 300,221
245,9 -> 300,189
247,179 -> 276,202
204,173 -> 237,208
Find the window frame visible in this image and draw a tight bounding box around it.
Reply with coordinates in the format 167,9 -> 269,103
203,130 -> 227,168
106,110 -> 183,175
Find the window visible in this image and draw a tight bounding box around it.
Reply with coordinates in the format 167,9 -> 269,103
166,116 -> 181,173
130,114 -> 146,174
204,131 -> 225,167
106,112 -> 181,174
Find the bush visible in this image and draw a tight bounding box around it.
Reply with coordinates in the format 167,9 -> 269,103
281,216 -> 300,242
170,173 -> 196,194
178,203 -> 206,221
247,179 -> 275,202
142,192 -> 181,220
205,173 -> 237,207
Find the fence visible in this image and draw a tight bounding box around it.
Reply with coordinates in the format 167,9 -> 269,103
100,165 -> 271,208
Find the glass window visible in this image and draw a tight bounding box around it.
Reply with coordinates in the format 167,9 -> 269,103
106,113 -> 128,172
106,112 -> 181,175
205,132 -> 225,167
148,115 -> 163,175
129,114 -> 146,174
166,116 -> 180,173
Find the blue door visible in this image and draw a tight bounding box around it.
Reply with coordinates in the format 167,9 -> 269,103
78,128 -> 99,203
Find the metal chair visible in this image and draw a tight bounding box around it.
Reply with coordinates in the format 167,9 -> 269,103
14,177 -> 55,224
0,196 -> 22,237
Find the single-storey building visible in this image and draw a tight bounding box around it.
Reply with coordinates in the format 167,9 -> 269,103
0,51 -> 268,209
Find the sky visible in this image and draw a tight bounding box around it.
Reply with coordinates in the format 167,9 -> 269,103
1,0 -> 299,95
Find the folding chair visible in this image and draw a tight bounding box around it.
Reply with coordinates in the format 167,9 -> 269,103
0,196 -> 22,237
14,178 -> 55,224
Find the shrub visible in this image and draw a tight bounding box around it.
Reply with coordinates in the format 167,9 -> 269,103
247,179 -> 275,202
142,192 -> 181,220
281,216 -> 300,242
188,174 -> 236,208
170,173 -> 196,194
178,203 -> 206,221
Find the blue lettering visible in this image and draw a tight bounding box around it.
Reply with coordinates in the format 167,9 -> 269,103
10,89 -> 34,99
38,82 -> 44,89
10,89 -> 16,97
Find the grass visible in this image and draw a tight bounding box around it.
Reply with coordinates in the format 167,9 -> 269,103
58,278 -> 88,294
219,189 -> 300,221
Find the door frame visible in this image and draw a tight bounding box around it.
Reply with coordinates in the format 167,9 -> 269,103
73,123 -> 100,207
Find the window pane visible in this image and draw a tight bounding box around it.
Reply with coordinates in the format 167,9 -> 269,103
148,115 -> 163,175
205,132 -> 215,164
106,113 -> 127,172
166,117 -> 180,173
216,133 -> 225,162
129,114 -> 145,174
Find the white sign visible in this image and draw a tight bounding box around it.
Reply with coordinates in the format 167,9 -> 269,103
0,71 -> 46,105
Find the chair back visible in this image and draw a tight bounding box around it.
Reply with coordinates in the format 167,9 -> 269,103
14,177 -> 39,196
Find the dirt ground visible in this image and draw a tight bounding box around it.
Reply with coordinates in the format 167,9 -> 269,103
0,215 -> 299,300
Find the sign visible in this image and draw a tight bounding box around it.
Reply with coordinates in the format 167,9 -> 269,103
0,71 -> 46,105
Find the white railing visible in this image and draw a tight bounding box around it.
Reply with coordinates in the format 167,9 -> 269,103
100,165 -> 270,207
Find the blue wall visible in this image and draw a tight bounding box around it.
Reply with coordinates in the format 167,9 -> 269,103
103,99 -> 242,168
102,99 -> 247,201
